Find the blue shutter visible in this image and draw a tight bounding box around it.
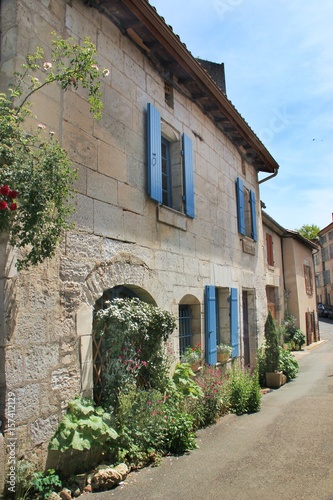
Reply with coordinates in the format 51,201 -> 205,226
182,133 -> 195,218
236,178 -> 245,235
250,189 -> 258,241
147,103 -> 162,203
205,285 -> 217,365
230,288 -> 239,358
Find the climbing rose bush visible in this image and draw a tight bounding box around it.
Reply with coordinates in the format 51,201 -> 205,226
0,33 -> 108,269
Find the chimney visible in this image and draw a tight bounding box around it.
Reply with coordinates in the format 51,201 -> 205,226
196,59 -> 227,96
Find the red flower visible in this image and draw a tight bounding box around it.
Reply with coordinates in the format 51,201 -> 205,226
0,185 -> 10,196
8,190 -> 18,199
9,203 -> 17,211
0,201 -> 8,210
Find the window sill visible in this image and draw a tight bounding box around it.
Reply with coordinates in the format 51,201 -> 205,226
241,236 -> 256,256
157,205 -> 187,231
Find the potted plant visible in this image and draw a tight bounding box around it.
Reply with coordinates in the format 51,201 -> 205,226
264,311 -> 286,388
216,343 -> 232,363
181,344 -> 202,371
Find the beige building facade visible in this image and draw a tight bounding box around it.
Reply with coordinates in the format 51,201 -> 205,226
0,0 -> 281,478
315,219 -> 333,305
262,212 -> 318,341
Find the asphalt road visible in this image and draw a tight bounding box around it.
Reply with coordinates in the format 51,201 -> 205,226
94,319 -> 333,500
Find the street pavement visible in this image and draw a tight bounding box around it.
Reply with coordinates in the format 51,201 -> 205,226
94,319 -> 333,500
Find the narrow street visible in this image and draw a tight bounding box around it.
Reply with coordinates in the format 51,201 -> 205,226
94,320 -> 333,500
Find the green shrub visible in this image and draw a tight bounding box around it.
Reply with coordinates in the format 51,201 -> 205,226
48,397 -> 118,452
114,388 -> 196,468
256,341 -> 267,386
95,298 -> 176,409
194,365 -> 230,427
228,366 -> 261,415
278,347 -> 299,381
264,311 -> 279,372
172,363 -> 204,399
246,366 -> 262,413
29,469 -> 62,500
291,329 -> 306,350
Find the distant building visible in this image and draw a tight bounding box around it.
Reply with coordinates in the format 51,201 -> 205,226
315,216 -> 333,305
262,211 -> 318,343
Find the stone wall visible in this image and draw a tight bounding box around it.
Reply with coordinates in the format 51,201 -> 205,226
0,0 -> 268,480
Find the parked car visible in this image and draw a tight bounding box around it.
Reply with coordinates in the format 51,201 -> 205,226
327,308 -> 333,320
318,303 -> 333,318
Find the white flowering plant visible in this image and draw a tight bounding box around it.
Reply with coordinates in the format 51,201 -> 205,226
216,343 -> 233,356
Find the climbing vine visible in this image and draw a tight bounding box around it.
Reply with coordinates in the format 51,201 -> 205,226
0,33 -> 109,269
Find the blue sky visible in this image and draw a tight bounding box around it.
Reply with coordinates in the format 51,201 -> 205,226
150,0 -> 333,230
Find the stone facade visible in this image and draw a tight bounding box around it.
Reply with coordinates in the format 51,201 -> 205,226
0,0 -> 279,481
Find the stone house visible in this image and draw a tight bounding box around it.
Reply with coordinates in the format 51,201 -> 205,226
262,211 -> 319,343
0,0 -> 280,478
315,216 -> 333,305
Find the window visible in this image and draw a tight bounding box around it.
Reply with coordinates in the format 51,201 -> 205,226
161,137 -> 171,206
147,103 -> 195,218
164,81 -> 174,108
304,264 -> 313,295
324,269 -> 331,286
266,232 -> 274,266
329,244 -> 333,260
179,305 -> 192,355
236,177 -> 257,241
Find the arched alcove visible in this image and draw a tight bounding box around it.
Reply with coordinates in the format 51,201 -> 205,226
178,294 -> 201,357
92,284 -> 156,403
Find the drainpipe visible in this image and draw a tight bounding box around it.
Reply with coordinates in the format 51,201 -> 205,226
258,168 -> 278,185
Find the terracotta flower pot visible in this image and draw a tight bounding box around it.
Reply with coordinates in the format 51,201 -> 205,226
217,352 -> 230,363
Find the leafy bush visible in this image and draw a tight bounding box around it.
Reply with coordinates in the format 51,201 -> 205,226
172,363 -> 204,399
95,298 -> 176,409
264,311 -> 279,372
29,469 -> 62,500
49,397 -> 118,452
291,329 -> 306,350
278,347 -> 299,381
228,366 -> 261,415
180,344 -> 202,364
193,365 -> 230,427
281,315 -> 305,350
114,389 -> 196,468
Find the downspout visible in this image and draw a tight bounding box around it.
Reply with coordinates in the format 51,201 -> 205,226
258,168 -> 278,184
280,233 -> 287,317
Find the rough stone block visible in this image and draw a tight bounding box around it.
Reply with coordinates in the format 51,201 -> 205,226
16,384 -> 40,424
30,414 -> 58,445
25,344 -> 60,382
